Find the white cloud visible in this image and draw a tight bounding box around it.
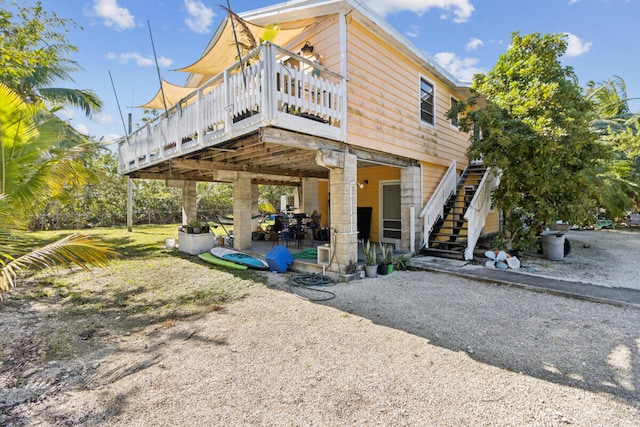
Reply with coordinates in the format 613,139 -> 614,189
93,112 -> 115,125
91,0 -> 135,31
466,37 -> 484,51
102,133 -> 123,144
367,0 -> 474,23
184,0 -> 215,34
73,123 -> 90,136
108,52 -> 173,68
564,32 -> 591,57
433,51 -> 483,81
56,108 -> 76,121
406,24 -> 420,38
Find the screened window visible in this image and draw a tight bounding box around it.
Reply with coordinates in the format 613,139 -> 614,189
450,96 -> 459,128
420,78 -> 435,125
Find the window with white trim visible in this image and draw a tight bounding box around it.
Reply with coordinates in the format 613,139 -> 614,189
420,78 -> 435,126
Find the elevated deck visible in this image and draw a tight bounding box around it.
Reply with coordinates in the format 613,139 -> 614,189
118,43 -> 346,181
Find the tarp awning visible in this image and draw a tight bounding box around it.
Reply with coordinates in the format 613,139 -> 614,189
138,79 -> 196,110
177,16 -> 310,79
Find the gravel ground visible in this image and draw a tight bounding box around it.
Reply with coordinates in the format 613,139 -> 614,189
2,228 -> 640,425
511,228 -> 640,289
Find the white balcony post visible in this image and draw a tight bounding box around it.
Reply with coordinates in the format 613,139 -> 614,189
224,69 -> 231,135
262,43 -> 276,122
196,88 -> 203,145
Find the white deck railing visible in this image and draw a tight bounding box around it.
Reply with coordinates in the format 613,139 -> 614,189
418,160 -> 457,249
463,168 -> 499,260
118,42 -> 345,174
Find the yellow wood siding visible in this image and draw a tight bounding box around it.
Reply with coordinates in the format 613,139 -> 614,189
288,15 -> 341,72
345,20 -> 470,169
484,211 -> 500,234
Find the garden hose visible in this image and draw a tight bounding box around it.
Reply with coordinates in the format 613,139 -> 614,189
287,273 -> 336,302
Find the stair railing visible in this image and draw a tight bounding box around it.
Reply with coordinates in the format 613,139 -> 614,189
419,160 -> 457,249
463,168 -> 499,260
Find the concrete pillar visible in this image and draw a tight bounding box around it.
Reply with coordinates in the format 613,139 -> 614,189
317,149 -> 358,274
301,177 -> 319,214
251,183 -> 261,231
233,172 -> 253,250
181,181 -> 197,225
401,166 -> 422,253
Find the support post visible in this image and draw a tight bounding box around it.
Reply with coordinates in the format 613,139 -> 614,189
401,166 -> 422,253
182,181 -> 197,225
233,172 -> 253,250
317,150 -> 358,275
127,177 -> 133,232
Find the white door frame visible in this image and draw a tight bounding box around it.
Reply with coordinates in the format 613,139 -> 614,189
379,180 -> 401,245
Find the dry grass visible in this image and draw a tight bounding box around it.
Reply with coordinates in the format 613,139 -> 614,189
2,224 -> 265,363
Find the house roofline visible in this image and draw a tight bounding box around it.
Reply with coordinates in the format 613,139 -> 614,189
187,0 -> 471,91
241,0 -> 470,90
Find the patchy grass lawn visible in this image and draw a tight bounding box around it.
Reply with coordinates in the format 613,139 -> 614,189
3,224 -> 266,362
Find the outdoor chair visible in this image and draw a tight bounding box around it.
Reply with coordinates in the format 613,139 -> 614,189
594,216 -> 615,229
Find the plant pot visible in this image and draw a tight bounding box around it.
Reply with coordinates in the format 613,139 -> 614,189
365,264 -> 378,278
378,263 -> 393,275
192,227 -> 201,234
187,226 -> 193,234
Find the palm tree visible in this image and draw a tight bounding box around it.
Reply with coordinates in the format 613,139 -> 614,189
0,82 -> 116,297
0,1 -> 103,117
584,76 -> 640,217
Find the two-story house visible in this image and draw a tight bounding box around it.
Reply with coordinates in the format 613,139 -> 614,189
118,0 -> 499,274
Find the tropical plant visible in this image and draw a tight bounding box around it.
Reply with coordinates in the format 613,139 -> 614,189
362,239 -> 377,266
0,0 -> 102,116
583,76 -> 640,218
0,82 -> 116,298
378,243 -> 393,265
450,32 -> 602,247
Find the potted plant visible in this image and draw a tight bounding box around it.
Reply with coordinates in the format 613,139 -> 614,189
362,239 -> 378,278
378,243 -> 394,275
188,219 -> 201,234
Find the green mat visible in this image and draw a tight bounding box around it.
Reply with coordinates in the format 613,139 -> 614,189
293,248 -> 318,259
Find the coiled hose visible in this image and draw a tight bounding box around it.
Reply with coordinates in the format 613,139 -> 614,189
287,273 -> 336,301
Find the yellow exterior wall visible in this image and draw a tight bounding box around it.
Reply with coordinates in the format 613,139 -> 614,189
345,20 -> 470,170
317,179 -> 329,228
484,210 -> 500,234
356,166 -> 401,242
283,14 -> 499,241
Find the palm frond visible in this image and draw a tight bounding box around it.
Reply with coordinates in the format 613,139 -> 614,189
219,4 -> 258,52
37,88 -> 103,117
0,233 -> 118,295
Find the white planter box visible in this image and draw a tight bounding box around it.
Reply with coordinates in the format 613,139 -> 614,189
178,231 -> 215,255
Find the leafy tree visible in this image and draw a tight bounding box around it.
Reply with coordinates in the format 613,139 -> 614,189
452,32 -> 602,247
0,0 -> 101,116
0,83 -> 116,296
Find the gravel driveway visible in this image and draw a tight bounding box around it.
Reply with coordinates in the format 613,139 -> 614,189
3,229 -> 640,425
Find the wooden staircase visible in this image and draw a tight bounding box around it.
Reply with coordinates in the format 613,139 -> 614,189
421,164 -> 487,259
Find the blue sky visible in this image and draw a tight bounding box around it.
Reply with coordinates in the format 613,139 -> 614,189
37,0 -> 640,146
